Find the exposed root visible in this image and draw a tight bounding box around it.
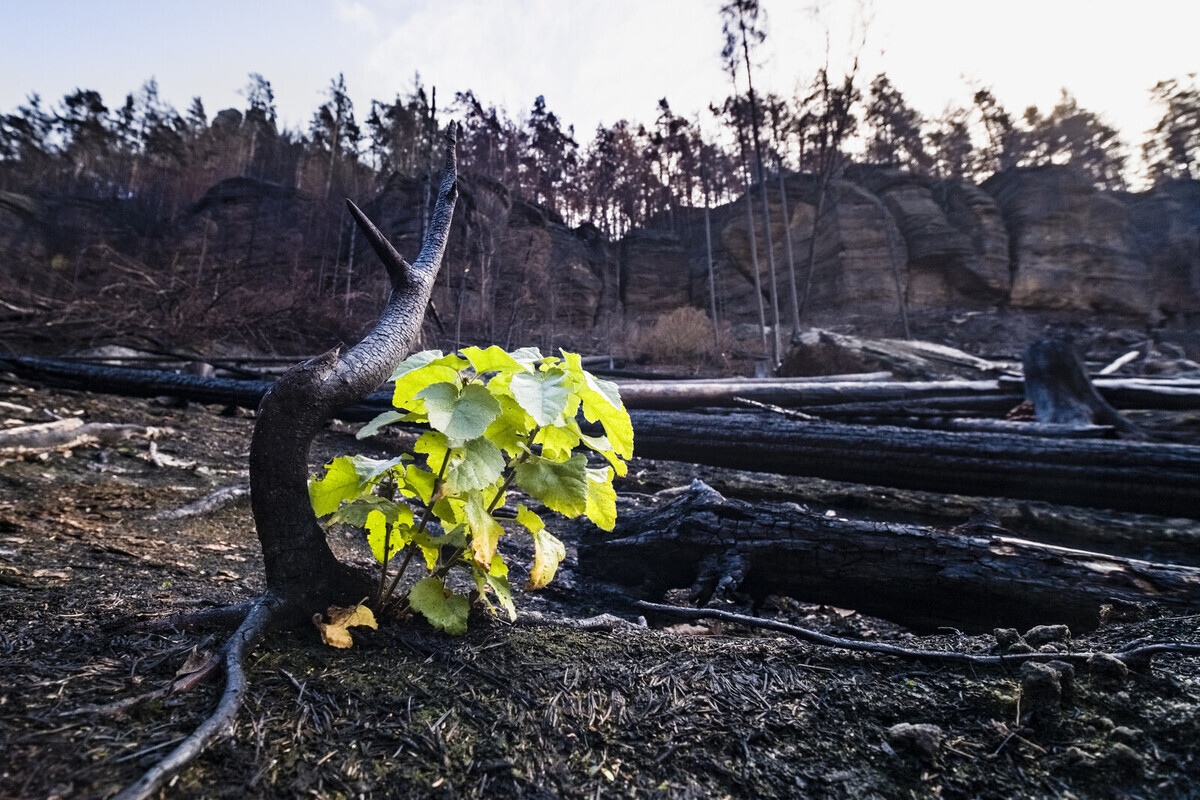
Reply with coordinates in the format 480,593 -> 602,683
636,601 -> 1200,667
134,599 -> 261,633
115,593 -> 281,800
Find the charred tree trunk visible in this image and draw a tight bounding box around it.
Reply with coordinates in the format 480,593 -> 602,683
110,132 -> 458,800
251,136 -> 458,617
580,482 -> 1200,633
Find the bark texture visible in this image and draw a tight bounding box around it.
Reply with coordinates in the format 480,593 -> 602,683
580,482 -> 1200,633
627,410 -> 1200,517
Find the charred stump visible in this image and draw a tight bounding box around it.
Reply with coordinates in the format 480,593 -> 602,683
1023,338 -> 1147,439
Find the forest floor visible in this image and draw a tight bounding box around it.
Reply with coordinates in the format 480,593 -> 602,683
1,379 -> 1199,800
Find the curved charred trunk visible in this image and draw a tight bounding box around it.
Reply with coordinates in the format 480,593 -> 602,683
248,130 -> 459,615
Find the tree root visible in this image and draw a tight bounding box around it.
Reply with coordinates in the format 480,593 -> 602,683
636,601 -> 1200,668
115,593 -> 281,800
133,599 -> 262,633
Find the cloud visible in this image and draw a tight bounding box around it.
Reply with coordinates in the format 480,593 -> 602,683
335,0 -> 376,29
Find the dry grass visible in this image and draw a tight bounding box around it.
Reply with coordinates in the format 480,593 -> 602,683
631,307 -> 721,367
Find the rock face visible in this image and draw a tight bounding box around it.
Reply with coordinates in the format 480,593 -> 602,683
670,166 -> 1200,338
5,161 -> 1200,351
620,228 -> 692,319
1126,179 -> 1200,315
983,167 -> 1153,315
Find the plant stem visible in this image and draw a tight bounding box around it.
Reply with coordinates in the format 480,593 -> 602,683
381,456 -> 449,609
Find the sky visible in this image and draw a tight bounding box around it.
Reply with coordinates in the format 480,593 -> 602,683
2,0 -> 1198,168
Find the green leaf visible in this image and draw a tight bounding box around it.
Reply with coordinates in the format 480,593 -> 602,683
408,577 -> 469,635
514,504 -> 544,534
526,529 -> 566,589
419,382 -> 502,443
329,497 -> 410,528
484,393 -> 536,456
464,490 -> 505,569
508,346 -> 544,368
513,453 -> 588,517
578,430 -> 628,477
509,369 -> 572,427
444,436 -> 506,494
356,410 -> 406,439
485,555 -> 516,621
414,430 -> 451,472
584,467 -> 618,531
309,457 -> 362,517
461,345 -> 531,376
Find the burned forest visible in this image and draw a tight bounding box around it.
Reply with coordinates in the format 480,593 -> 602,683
3,4 -> 1200,799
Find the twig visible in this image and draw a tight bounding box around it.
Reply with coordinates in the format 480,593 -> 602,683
634,601 -> 1200,667
731,395 -> 819,421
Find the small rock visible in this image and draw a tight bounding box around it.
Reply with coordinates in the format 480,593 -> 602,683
1088,653 -> 1130,689
1110,726 -> 1143,746
1099,598 -> 1148,624
1024,624 -> 1071,646
1020,662 -> 1063,718
885,723 -> 943,760
993,628 -> 1023,648
1045,660 -> 1076,700
1037,642 -> 1068,654
1063,746 -> 1092,765
1105,742 -> 1144,777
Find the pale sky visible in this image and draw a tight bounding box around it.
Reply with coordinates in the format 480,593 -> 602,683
2,0 -> 1197,168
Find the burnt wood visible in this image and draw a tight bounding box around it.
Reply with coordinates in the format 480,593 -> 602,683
580,482 -> 1200,633
627,410 -> 1200,517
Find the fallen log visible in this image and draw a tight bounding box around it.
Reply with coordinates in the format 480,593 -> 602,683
616,378 -> 1012,410
679,467 -> 1200,566
628,410 -> 1200,517
579,481 -> 1200,633
0,417 -> 166,456
8,355 -> 1199,415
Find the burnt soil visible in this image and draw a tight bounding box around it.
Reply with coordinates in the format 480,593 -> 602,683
1,379 -> 1199,800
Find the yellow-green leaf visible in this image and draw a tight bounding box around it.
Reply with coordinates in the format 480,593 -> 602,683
526,529 -> 566,589
464,490 -> 505,569
514,504 -> 544,534
462,345 -> 530,376
309,457 -> 360,517
536,419 -> 582,461
584,467 -> 617,531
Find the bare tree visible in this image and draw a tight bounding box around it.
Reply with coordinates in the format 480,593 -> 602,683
722,0 -> 782,366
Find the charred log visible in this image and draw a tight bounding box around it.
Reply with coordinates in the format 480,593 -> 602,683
627,410 -> 1200,517
579,482 -> 1200,633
